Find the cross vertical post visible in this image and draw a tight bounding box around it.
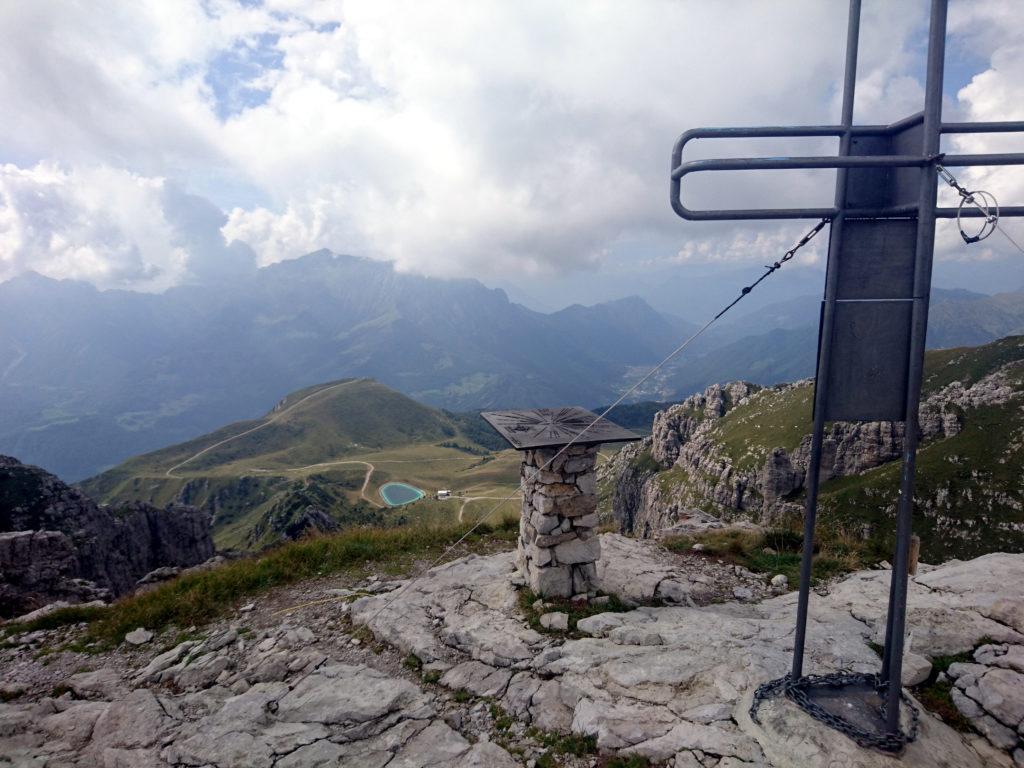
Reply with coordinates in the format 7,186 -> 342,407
791,0 -> 861,681
880,0 -> 947,732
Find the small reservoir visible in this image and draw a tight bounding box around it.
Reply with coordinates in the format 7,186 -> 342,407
379,482 -> 425,507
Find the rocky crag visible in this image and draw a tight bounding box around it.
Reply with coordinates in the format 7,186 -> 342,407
1,535 -> 1022,766
606,337 -> 1024,559
0,456 -> 214,618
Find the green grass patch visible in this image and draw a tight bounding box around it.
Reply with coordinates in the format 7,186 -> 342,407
49,683 -> 75,699
517,588 -> 639,638
818,394 -> 1024,563
922,336 -> 1024,393
655,465 -> 703,497
914,679 -> 974,732
910,638 -> 995,734
929,649 -> 975,675
709,384 -> 813,471
927,637 -> 992,673
630,449 -> 661,474
662,524 -> 883,586
528,728 -> 598,762
29,522 -> 514,649
489,702 -> 514,732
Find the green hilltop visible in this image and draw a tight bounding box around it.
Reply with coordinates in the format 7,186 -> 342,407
82,378 -> 522,550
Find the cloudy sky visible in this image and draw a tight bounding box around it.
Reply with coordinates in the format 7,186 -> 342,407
1,0 -> 1022,311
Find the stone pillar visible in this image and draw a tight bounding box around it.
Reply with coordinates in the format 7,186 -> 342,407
517,443 -> 601,598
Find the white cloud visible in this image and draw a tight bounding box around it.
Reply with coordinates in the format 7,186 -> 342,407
0,163 -> 186,290
937,2 -> 1024,264
0,0 -> 1019,291
0,163 -> 255,290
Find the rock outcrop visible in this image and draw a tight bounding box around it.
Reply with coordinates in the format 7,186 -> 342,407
0,456 -> 214,617
610,363 -> 1021,539
347,538 -> 1024,767
2,537 -> 1022,766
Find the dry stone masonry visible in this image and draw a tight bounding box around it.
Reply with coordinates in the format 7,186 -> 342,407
517,444 -> 601,598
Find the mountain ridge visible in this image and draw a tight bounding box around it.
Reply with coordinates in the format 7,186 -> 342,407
0,253 -> 678,479
80,377 -> 523,550
5,250 -> 1024,480
0,455 -> 214,618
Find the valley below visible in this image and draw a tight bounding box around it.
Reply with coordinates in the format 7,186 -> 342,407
81,378 -> 525,550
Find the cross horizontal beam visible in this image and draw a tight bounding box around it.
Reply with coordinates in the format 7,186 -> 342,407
670,120 -> 1024,221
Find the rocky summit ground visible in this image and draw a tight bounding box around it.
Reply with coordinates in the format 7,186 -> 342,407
1,534 -> 1023,768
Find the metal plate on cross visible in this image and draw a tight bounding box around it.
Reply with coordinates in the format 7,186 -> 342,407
480,407 -> 641,450
833,219 -> 916,300
844,115 -> 924,210
818,299 -> 912,422
816,134 -> 919,423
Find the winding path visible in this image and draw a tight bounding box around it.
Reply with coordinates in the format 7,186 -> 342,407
250,458 -> 379,506
253,456 -> 473,508
165,380 -> 360,478
457,494 -> 521,522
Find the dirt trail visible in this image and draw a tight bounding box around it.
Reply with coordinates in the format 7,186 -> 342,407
165,379 -> 360,478
251,458 -> 380,506
457,494 -> 520,522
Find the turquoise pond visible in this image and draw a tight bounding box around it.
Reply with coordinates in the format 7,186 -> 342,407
379,482 -> 425,507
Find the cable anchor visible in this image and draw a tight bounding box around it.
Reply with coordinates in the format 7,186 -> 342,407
936,164 -> 999,244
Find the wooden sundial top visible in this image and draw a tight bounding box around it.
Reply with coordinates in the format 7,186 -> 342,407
480,407 -> 641,450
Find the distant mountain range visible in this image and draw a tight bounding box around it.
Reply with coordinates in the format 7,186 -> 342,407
3,249 -> 1024,480
0,251 -> 694,479
631,287 -> 1024,401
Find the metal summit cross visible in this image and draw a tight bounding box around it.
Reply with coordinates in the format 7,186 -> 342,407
670,0 -> 1024,752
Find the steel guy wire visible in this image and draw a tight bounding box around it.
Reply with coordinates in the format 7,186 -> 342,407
360,218 -> 830,626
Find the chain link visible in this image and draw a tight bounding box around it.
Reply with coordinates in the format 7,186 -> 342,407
750,672 -> 920,754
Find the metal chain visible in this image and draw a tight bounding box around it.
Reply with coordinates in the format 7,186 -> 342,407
750,672 -> 920,754
713,218 -> 828,321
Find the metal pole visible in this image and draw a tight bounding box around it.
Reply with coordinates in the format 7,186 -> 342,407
791,0 -> 861,680
883,0 -> 947,734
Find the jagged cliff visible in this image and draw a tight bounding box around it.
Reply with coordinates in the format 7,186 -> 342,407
0,456 -> 214,617
608,336 -> 1024,560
